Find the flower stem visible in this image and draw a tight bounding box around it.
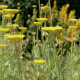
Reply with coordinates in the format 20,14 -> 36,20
38,0 -> 41,18
56,36 -> 60,80
71,28 -> 74,80
48,0 -> 52,26
15,41 -> 22,80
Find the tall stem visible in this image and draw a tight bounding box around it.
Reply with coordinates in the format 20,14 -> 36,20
1,34 -> 5,80
37,27 -> 38,42
56,37 -> 60,80
71,28 -> 74,80
48,0 -> 52,26
38,0 -> 41,17
15,41 -> 22,80
45,12 -> 47,27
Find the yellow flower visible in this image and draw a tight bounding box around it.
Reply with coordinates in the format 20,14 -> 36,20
33,60 -> 46,64
19,27 -> 27,30
35,40 -> 41,42
4,14 -> 14,19
55,26 -> 63,30
67,28 -> 77,37
41,27 -> 55,32
7,23 -> 19,28
72,31 -> 78,37
32,5 -> 37,8
57,32 -> 64,38
64,13 -> 67,24
56,39 -> 63,44
41,26 -> 63,32
0,44 -> 7,48
0,28 -> 9,33
0,5 -> 8,9
17,3 -> 20,6
59,4 -> 69,24
76,18 -> 80,30
33,22 -> 42,26
54,0 -> 57,9
68,10 -> 75,25
5,34 -> 25,41
69,19 -> 77,22
3,9 -> 19,14
69,10 -> 75,20
65,4 -> 70,11
60,11 -> 64,23
0,10 -> 3,14
67,28 -> 72,35
36,18 -> 48,23
41,6 -> 50,12
69,26 -> 77,29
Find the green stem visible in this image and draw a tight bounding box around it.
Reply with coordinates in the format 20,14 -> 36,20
10,42 -> 13,80
48,0 -> 52,26
1,34 -> 5,80
37,27 -> 38,43
71,28 -> 74,80
57,54 -> 60,80
38,0 -> 41,17
56,36 -> 60,80
33,34 -> 35,58
15,41 -> 22,80
1,48 -> 4,80
45,12 -> 47,27
2,14 -> 4,28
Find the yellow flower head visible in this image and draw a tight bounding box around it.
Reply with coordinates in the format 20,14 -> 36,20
56,39 -> 63,44
67,28 -> 72,35
7,23 -> 19,29
41,27 -> 55,32
60,11 -> 64,23
41,6 -> 50,12
5,34 -> 25,41
55,26 -> 63,30
33,22 -> 42,26
3,9 -> 19,14
0,44 -> 7,48
17,3 -> 20,6
36,18 -> 48,23
76,18 -> 80,29
65,4 -> 70,11
35,40 -> 41,42
42,26 -> 63,32
0,28 -> 9,33
57,32 -> 64,38
54,0 -> 57,9
0,5 -> 8,9
19,27 -> 27,30
32,5 -> 37,8
69,10 -> 75,20
69,26 -> 77,29
4,14 -> 14,19
69,19 -> 77,22
33,60 -> 46,64
69,10 -> 75,25
64,13 -> 67,24
71,31 -> 78,37
0,10 -> 3,14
